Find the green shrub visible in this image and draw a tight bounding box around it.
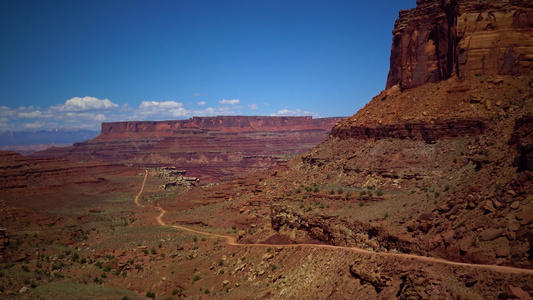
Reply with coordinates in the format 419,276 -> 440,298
337,188 -> 343,194
192,275 -> 201,283
172,289 -> 180,295
103,265 -> 111,272
146,291 -> 156,298
376,190 -> 383,196
205,289 -> 210,294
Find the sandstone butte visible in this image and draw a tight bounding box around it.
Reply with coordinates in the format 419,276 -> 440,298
31,116 -> 344,183
387,0 -> 533,90
1,0 -> 533,299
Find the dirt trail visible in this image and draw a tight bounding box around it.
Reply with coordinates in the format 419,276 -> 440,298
137,171 -> 533,275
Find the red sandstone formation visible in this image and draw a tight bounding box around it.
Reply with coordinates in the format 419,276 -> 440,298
31,116 -> 343,182
387,0 -> 533,90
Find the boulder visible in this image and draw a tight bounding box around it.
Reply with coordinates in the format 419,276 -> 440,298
506,286 -> 531,300
479,228 -> 504,241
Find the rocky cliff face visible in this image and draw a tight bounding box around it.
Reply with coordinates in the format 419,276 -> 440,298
241,0 -> 533,275
32,116 -> 343,183
387,0 -> 533,90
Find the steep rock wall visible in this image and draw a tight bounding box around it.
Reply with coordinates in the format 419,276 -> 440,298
387,0 -> 533,89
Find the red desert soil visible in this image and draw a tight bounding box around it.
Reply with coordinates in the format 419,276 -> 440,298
134,170 -> 533,276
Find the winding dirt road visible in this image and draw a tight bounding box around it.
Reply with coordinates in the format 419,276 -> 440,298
136,170 -> 533,275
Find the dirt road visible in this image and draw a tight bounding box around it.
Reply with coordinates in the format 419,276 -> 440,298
137,170 -> 533,275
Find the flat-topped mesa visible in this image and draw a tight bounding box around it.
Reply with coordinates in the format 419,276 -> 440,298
387,0 -> 533,90
32,116 -> 345,183
97,116 -> 343,140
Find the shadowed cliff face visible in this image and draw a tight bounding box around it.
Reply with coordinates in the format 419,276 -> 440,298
387,0 -> 533,90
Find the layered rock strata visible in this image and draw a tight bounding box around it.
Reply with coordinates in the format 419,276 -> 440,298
32,116 -> 343,183
387,0 -> 533,89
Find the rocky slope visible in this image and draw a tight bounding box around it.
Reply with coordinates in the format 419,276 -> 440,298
174,0 -> 533,297
31,116 -> 343,183
235,0 -> 533,274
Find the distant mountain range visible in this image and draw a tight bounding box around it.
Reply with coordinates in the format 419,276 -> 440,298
0,129 -> 99,147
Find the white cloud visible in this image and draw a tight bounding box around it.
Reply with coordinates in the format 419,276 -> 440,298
18,110 -> 42,118
0,106 -> 16,117
270,108 -> 319,117
0,96 -> 255,132
139,101 -> 183,110
23,122 -> 43,129
219,99 -> 240,105
193,93 -> 206,97
135,101 -> 188,118
53,96 -> 118,112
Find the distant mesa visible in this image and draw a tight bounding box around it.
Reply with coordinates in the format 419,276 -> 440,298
31,116 -> 344,183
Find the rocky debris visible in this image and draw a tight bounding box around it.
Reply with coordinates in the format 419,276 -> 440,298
262,253 -> 274,261
0,227 -> 9,261
349,262 -> 389,293
154,167 -> 199,190
387,0 -> 533,90
479,228 -> 504,241
270,205 -> 416,254
505,285 -> 532,300
510,116 -> 533,172
516,207 -> 533,225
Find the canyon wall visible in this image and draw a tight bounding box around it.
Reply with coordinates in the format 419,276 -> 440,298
386,0 -> 533,90
32,116 -> 343,183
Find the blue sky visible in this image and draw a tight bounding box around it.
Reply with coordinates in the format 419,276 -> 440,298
0,0 -> 416,131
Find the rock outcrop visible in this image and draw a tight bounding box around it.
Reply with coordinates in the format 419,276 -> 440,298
330,119 -> 485,143
387,0 -> 533,90
270,205 -> 416,253
32,116 -> 343,183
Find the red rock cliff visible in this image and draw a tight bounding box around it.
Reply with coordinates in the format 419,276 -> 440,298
387,0 -> 533,89
33,116 -> 344,183
97,116 -> 342,140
